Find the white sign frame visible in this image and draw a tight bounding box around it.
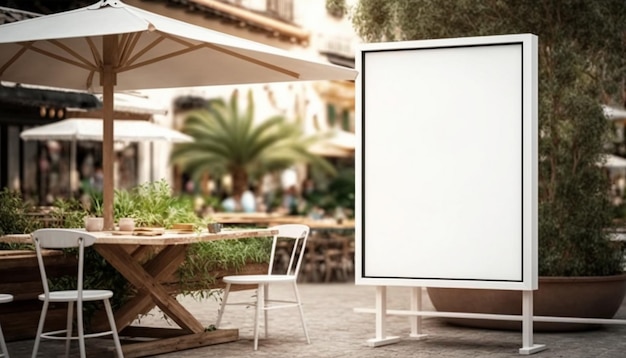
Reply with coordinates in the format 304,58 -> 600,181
355,34 -> 538,291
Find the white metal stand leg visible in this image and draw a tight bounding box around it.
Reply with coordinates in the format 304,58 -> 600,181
519,290 -> 546,355
367,286 -> 400,347
409,287 -> 427,339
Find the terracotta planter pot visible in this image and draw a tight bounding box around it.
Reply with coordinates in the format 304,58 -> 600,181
427,274 -> 626,331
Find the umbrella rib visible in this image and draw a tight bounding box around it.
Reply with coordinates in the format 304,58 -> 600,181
120,38 -> 300,79
0,44 -> 28,76
119,33 -> 141,66
3,41 -> 97,74
87,38 -> 103,68
205,43 -> 300,78
49,39 -> 98,70
86,38 -> 103,90
124,36 -> 166,67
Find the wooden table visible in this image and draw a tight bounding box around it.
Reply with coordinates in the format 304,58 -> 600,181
212,212 -> 355,230
1,228 -> 277,357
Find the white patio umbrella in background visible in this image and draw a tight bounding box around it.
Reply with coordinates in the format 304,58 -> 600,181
20,118 -> 193,143
309,129 -> 356,157
600,154 -> 626,169
20,118 -> 193,196
0,0 -> 358,229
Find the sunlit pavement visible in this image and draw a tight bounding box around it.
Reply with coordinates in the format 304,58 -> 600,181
8,282 -> 626,357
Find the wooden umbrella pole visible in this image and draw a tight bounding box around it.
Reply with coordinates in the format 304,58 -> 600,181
101,35 -> 117,230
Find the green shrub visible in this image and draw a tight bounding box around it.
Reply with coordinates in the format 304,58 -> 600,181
0,188 -> 40,236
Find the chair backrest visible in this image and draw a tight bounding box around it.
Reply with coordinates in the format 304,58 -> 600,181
31,229 -> 98,297
267,224 -> 309,279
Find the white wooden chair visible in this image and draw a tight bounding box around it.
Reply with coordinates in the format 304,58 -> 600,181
31,229 -> 123,358
215,224 -> 311,350
0,294 -> 12,358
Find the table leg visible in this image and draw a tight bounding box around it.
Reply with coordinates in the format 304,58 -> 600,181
95,244 -> 204,333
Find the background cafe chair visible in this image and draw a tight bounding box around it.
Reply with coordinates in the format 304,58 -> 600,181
215,224 -> 311,350
0,294 -> 12,358
31,229 -> 123,358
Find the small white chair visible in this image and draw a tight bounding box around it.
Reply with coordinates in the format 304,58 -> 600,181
215,224 -> 311,350
31,229 -> 123,358
0,293 -> 13,358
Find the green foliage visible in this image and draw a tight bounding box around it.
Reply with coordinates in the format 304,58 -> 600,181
48,197 -> 89,228
351,0 -> 626,276
171,89 -> 336,198
305,167 -> 355,215
177,237 -> 272,298
326,0 -> 346,18
0,188 -> 41,236
91,179 -> 205,228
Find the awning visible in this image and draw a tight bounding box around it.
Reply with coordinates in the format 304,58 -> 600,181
178,0 -> 310,45
0,83 -> 101,109
0,6 -> 40,24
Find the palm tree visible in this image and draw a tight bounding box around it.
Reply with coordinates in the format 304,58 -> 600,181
171,89 -> 336,200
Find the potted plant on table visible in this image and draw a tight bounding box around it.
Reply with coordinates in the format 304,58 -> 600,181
352,0 -> 626,331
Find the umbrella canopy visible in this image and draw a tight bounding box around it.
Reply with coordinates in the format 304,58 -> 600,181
20,118 -> 192,142
0,0 -> 358,229
600,154 -> 626,169
309,129 -> 355,157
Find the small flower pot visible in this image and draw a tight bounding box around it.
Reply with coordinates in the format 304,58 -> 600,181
84,217 -> 104,232
207,223 -> 222,234
118,218 -> 135,232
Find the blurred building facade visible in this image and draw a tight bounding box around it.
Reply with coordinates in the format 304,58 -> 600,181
0,0 -> 359,205
126,0 -> 359,196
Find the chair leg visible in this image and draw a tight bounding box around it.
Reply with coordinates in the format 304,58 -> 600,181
263,283 -> 269,339
292,282 -> 311,344
64,301 -> 74,357
103,299 -> 124,358
31,300 -> 49,358
0,319 -> 9,358
253,284 -> 264,351
76,301 -> 86,358
215,284 -> 231,329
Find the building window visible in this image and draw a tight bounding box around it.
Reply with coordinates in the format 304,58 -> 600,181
326,103 -> 352,131
266,0 -> 293,21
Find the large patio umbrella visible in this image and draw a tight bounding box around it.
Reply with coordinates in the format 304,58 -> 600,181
20,117 -> 193,196
0,0 -> 358,229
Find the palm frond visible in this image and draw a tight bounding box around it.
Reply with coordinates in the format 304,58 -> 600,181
171,89 -> 338,195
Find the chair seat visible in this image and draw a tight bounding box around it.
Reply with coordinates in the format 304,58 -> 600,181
223,274 -> 296,285
0,294 -> 12,304
38,290 -> 114,302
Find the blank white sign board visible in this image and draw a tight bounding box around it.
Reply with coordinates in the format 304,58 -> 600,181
355,34 -> 538,290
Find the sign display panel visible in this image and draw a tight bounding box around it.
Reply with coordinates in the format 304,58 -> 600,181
355,34 -> 537,290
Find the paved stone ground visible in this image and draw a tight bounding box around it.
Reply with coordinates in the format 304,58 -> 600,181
7,282 -> 626,357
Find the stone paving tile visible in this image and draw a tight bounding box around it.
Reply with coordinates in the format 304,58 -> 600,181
6,283 -> 626,357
